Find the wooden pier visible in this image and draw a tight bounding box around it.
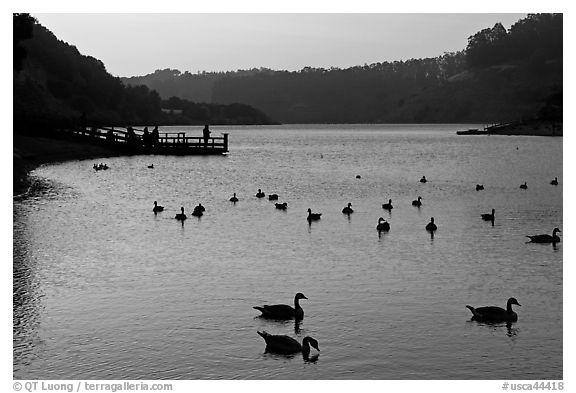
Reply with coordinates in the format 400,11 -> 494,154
61,126 -> 229,155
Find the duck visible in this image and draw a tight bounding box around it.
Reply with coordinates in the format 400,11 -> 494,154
268,194 -> 279,201
253,292 -> 308,320
476,184 -> 484,191
256,189 -> 265,198
376,217 -> 390,231
275,202 -> 288,210
425,217 -> 437,232
342,202 -> 354,214
175,207 -> 187,221
412,196 -> 423,207
307,208 -> 322,221
520,182 -> 528,189
152,201 -> 164,213
420,176 -> 427,183
191,204 -> 205,217
229,193 -> 239,203
356,175 -> 362,179
148,164 -> 154,169
466,297 -> 521,322
481,208 -> 495,221
382,199 -> 393,211
257,331 -> 319,358
550,177 -> 558,186
526,228 -> 561,243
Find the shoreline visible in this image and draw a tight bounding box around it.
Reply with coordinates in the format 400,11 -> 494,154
13,135 -> 120,196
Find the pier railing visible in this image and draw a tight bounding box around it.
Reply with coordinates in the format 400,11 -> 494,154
64,126 -> 229,155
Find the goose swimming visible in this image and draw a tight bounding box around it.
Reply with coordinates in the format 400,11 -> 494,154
550,177 -> 558,185
342,202 -> 354,215
230,193 -> 239,203
481,208 -> 495,221
420,176 -> 427,183
148,164 -> 154,169
476,184 -> 484,191
425,217 -> 437,231
256,189 -> 265,198
307,208 -> 322,221
253,292 -> 308,320
382,199 -> 393,211
175,207 -> 187,221
526,228 -> 561,243
268,194 -> 279,201
275,202 -> 288,210
153,201 -> 164,213
412,196 -> 423,207
376,217 -> 390,231
466,297 -> 521,322
520,182 -> 528,189
257,331 -> 319,358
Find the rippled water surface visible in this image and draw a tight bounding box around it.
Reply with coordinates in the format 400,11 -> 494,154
13,124 -> 562,379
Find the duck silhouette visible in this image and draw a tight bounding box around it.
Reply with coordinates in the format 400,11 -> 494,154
481,208 -> 495,222
420,176 -> 427,183
466,297 -> 521,322
148,164 -> 154,169
175,207 -> 187,221
376,217 -> 390,231
520,182 -> 528,189
152,201 -> 164,213
476,184 -> 484,191
342,202 -> 354,215
526,228 -> 561,243
412,196 -> 423,207
550,177 -> 558,186
230,193 -> 239,203
275,202 -> 288,210
253,292 -> 308,320
425,217 -> 437,232
256,189 -> 265,198
268,194 -> 279,201
257,331 -> 319,359
382,199 -> 393,211
307,208 -> 322,221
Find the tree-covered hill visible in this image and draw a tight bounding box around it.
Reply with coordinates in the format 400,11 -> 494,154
123,13 -> 562,124
13,14 -> 275,134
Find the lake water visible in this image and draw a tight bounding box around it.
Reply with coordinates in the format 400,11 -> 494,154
13,124 -> 562,380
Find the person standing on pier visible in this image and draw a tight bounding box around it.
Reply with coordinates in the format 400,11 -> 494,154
151,126 -> 159,147
203,124 -> 211,147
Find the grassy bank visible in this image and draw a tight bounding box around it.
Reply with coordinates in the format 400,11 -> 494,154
13,134 -> 120,196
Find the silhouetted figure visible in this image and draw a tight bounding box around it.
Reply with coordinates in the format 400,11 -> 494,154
307,208 -> 322,221
476,184 -> 484,191
376,217 -> 390,231
425,217 -> 437,232
466,297 -> 521,323
550,177 -> 558,185
253,292 -> 308,320
142,126 -> 150,148
151,126 -> 159,147
148,164 -> 154,169
520,182 -> 528,189
153,201 -> 164,213
203,124 -> 211,147
268,194 -> 279,201
230,193 -> 239,203
275,202 -> 288,210
126,126 -> 138,146
526,228 -> 561,243
412,196 -> 423,207
420,176 -> 427,183
382,199 -> 393,211
175,207 -> 187,221
257,331 -> 319,361
342,202 -> 353,214
481,209 -> 495,222
256,189 -> 265,198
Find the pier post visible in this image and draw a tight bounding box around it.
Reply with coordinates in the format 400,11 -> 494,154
222,133 -> 229,152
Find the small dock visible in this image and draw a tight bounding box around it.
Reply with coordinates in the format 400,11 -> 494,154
61,126 -> 229,155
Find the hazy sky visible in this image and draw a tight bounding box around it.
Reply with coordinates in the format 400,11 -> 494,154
34,13 -> 526,77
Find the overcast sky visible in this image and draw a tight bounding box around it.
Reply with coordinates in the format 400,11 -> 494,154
34,13 -> 526,77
